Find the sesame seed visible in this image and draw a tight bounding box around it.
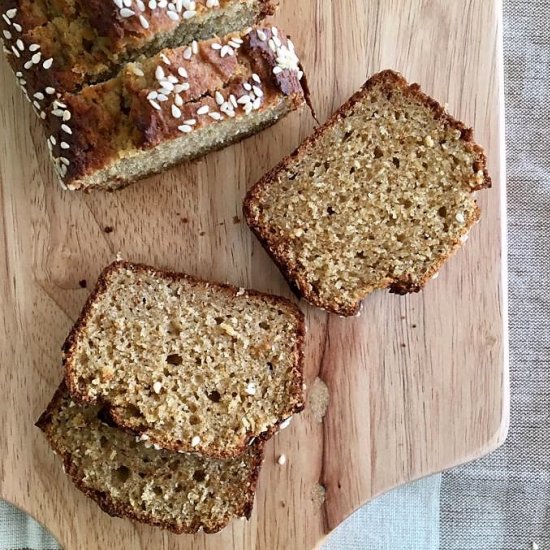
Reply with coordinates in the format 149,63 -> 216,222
278,454 -> 287,465
191,436 -> 201,447
61,124 -> 72,135
245,382 -> 256,395
280,417 -> 292,430
257,29 -> 267,41
178,124 -> 193,133
43,58 -> 53,69
153,381 -> 162,394
208,112 -> 222,120
252,73 -> 261,84
183,118 -> 196,125
215,91 -> 224,105
211,42 -> 222,50
178,67 -> 188,79
160,53 -> 171,65
171,104 -> 181,118
197,105 -> 209,115
131,66 -> 145,77
456,212 -> 465,223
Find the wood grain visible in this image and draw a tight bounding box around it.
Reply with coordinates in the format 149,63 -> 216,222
0,1 -> 508,549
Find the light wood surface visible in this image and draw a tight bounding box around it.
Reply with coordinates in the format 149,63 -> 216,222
0,0 -> 508,548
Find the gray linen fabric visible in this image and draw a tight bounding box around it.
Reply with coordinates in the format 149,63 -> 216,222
440,1 -> 550,549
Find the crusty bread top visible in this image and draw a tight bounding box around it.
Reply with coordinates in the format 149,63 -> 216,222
41,25 -> 305,188
0,1 -> 275,113
244,70 -> 491,316
36,384 -> 264,534
63,260 -> 305,458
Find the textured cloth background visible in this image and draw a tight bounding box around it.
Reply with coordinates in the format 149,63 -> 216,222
439,1 -> 549,549
0,1 -> 545,548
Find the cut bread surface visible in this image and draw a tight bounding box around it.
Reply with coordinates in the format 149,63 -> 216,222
244,70 -> 491,316
63,261 -> 305,458
36,385 -> 264,534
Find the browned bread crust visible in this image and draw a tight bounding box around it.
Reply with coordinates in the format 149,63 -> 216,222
244,70 -> 491,316
41,25 -> 305,190
63,260 -> 305,458
0,0 -> 276,114
36,383 -> 265,534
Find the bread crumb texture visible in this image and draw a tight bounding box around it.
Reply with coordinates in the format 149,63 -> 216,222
244,70 -> 491,316
36,386 -> 263,534
64,261 -> 305,458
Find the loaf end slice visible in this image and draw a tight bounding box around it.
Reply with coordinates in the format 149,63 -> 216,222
63,261 -> 305,458
36,384 -> 264,534
244,70 -> 491,316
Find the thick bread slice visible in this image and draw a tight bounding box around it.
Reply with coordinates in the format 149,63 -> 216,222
63,261 -> 305,458
43,26 -> 305,190
36,384 -> 264,534
244,70 -> 491,316
0,0 -> 276,113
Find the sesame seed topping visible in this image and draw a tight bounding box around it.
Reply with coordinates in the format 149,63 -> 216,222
153,381 -> 162,394
178,124 -> 193,133
171,104 -> 181,118
278,454 -> 287,465
191,436 -> 201,447
197,105 -> 209,115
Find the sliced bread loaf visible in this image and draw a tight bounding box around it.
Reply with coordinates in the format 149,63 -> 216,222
36,384 -> 264,534
43,26 -> 305,190
244,70 -> 491,316
63,261 -> 305,458
0,0 -> 275,113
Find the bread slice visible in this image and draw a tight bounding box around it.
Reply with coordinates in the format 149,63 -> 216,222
42,26 -> 305,190
36,384 -> 264,534
63,261 -> 305,458
0,0 -> 275,114
244,70 -> 491,316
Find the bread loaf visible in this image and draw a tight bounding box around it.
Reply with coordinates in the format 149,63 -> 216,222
0,0 -> 276,112
42,26 -> 305,190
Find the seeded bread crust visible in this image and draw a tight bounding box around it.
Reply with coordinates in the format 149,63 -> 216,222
36,384 -> 265,534
0,0 -> 276,112
63,260 -> 305,458
42,25 -> 305,190
244,70 -> 492,316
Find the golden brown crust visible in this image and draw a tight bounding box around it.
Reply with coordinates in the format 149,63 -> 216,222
36,383 -> 265,534
42,25 -> 305,189
62,260 -> 305,458
244,70 -> 492,316
0,0 -> 277,115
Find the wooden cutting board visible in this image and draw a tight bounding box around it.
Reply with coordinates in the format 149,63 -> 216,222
0,0 -> 507,548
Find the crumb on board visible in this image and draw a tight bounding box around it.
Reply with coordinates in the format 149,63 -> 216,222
309,377 -> 329,423
78,279 -> 87,288
311,483 -> 326,508
104,226 -> 114,234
